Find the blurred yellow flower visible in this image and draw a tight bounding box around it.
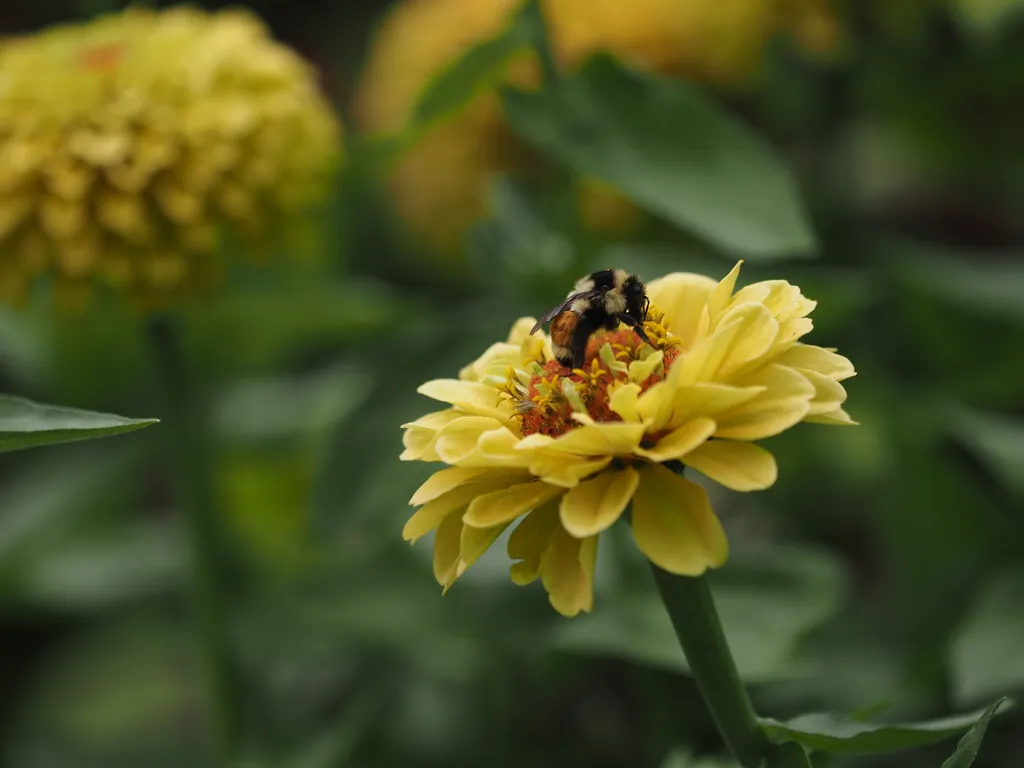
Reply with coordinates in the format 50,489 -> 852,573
401,263 -> 855,616
354,0 -> 838,258
0,6 -> 341,307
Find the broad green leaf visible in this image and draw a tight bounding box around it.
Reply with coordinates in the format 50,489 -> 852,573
551,546 -> 846,682
660,748 -> 738,768
213,363 -> 373,443
886,239 -> 1024,325
0,446 -> 137,569
948,407 -> 1024,498
466,176 -> 580,290
501,53 -> 816,259
940,698 -> 1007,768
410,0 -> 535,127
952,0 -> 1024,35
951,570 -> 1024,703
7,519 -> 185,611
187,279 -> 407,370
0,396 -> 157,453
759,700 -> 1011,755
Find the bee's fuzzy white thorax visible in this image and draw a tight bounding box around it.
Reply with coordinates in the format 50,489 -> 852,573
571,275 -> 595,295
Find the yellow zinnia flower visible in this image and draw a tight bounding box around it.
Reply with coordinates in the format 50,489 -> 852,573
354,0 -> 839,258
0,6 -> 341,307
401,262 -> 855,616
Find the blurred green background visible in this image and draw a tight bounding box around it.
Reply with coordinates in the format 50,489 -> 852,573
0,1 -> 1022,766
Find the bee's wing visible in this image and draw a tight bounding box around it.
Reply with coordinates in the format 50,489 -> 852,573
529,293 -> 583,335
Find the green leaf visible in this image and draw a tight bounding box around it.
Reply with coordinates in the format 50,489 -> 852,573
0,396 -> 157,453
939,698 -> 1007,768
213,363 -> 373,444
952,0 -> 1024,36
501,53 -> 816,259
551,546 -> 846,682
886,239 -> 1024,325
951,570 -> 1024,703
410,0 -> 534,127
948,407 -> 1024,498
758,700 -> 1012,755
7,519 -> 186,611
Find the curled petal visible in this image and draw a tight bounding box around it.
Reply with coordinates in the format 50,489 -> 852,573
683,440 -> 778,491
798,368 -> 848,415
631,464 -> 728,576
805,407 -> 858,426
410,467 -> 503,506
559,466 -> 639,537
433,511 -> 463,591
609,382 -> 642,422
403,475 -> 519,542
458,521 -> 509,576
646,272 -> 717,350
463,481 -> 563,528
518,421 -> 646,456
541,527 -> 598,617
774,344 -> 856,381
508,501 -> 561,585
678,303 -> 778,385
713,364 -> 815,440
417,379 -> 512,420
706,260 -> 742,321
528,455 -> 612,488
633,417 -> 716,462
668,383 -> 765,429
433,417 -> 508,464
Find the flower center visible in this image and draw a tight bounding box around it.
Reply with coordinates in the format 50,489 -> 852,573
503,311 -> 680,438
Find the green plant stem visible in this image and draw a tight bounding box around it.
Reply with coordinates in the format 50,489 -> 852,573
147,314 -> 235,766
522,0 -> 560,87
650,566 -> 772,768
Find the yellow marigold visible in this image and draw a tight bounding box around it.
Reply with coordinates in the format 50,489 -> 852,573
0,6 -> 341,307
400,262 -> 855,616
354,0 -> 837,258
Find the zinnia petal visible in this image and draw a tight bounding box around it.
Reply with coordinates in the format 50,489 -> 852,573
678,302 -> 778,385
403,476 -> 519,542
805,407 -> 858,426
668,383 -> 765,428
634,417 -> 716,462
645,272 -> 717,350
507,501 -> 561,585
631,463 -> 728,576
517,421 -> 646,455
541,527 -> 598,617
463,481 -> 563,528
682,440 -> 778,491
410,467 -> 509,506
458,521 -> 510,575
798,368 -> 848,415
433,511 -> 463,590
713,364 -> 815,440
774,344 -> 855,381
705,260 -> 742,321
417,379 -> 511,419
559,466 -> 639,537
432,417 -> 508,464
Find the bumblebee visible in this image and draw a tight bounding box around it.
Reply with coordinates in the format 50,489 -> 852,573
530,269 -> 651,369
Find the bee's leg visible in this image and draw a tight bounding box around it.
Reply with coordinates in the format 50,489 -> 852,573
570,314 -> 601,369
615,313 -> 651,344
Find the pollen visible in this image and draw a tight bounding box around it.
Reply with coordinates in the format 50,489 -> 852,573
508,319 -> 682,438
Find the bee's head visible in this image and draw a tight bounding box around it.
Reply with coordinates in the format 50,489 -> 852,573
622,274 -> 648,321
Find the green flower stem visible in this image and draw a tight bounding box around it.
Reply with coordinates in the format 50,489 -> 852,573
650,565 -> 772,768
147,314 -> 235,766
522,0 -> 560,87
